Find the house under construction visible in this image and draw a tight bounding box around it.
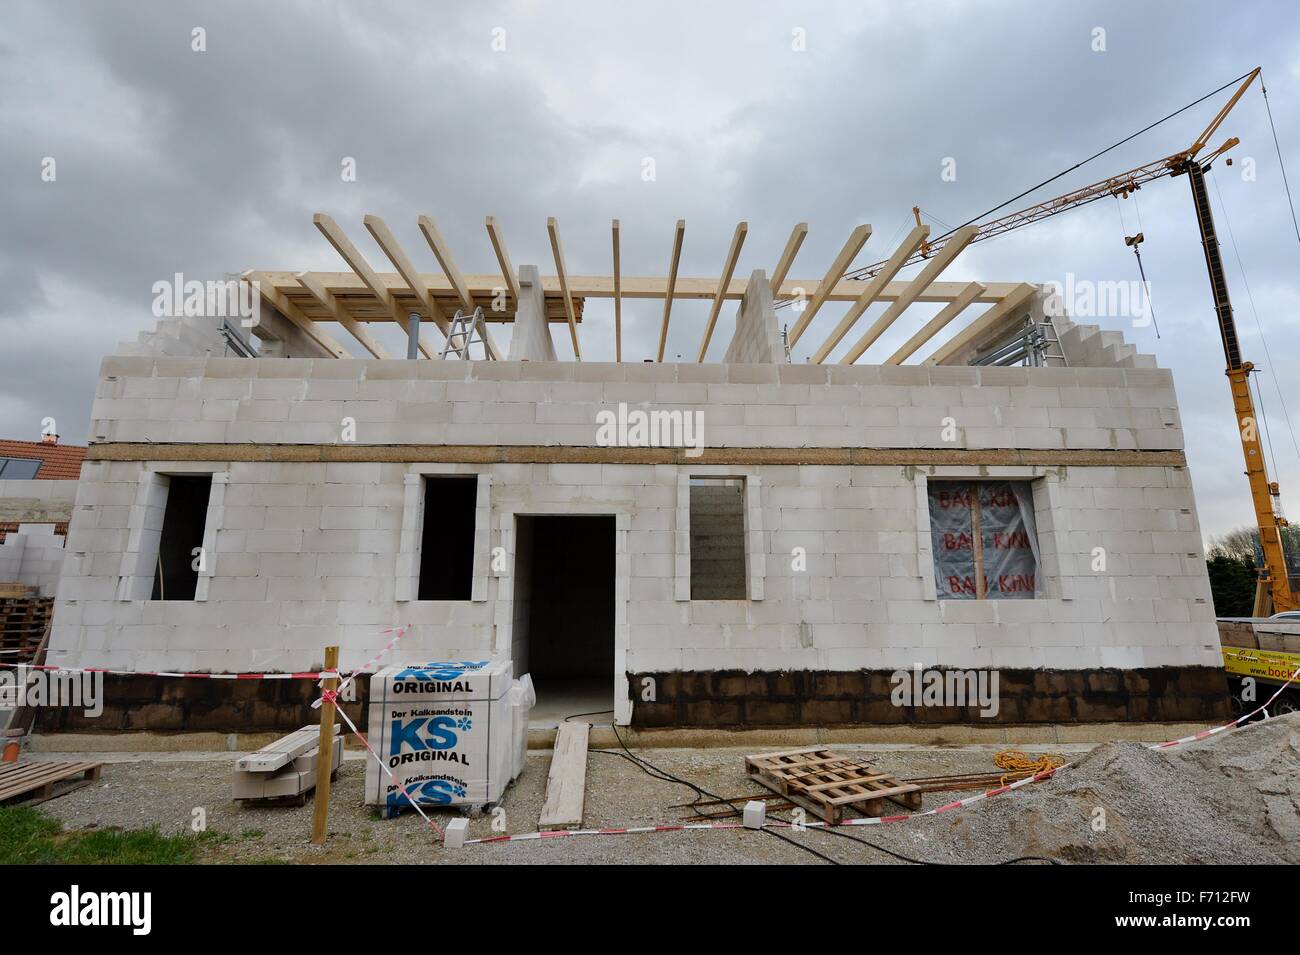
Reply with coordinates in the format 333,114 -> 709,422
39,213 -> 1228,731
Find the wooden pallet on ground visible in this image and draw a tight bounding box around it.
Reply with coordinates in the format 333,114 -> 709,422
0,761 -> 102,806
745,747 -> 922,824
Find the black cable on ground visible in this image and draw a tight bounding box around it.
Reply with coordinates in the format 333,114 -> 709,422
594,723 -> 1064,865
562,709 -> 614,723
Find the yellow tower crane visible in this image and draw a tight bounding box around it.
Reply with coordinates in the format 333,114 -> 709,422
847,68 -> 1294,612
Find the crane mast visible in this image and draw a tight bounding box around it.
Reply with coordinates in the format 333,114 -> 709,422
1180,157 -> 1296,611
827,67 -> 1295,611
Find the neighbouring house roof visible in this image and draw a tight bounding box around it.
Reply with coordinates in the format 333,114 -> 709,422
0,439 -> 87,480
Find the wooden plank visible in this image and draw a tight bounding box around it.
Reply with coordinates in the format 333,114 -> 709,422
612,219 -> 622,362
838,225 -> 979,365
809,225 -> 929,364
925,282 -> 1039,365
769,222 -> 808,296
243,271 -> 351,359
417,214 -> 502,359
885,281 -> 985,364
484,216 -> 521,307
656,219 -> 686,362
547,217 -> 582,359
237,724 -> 337,773
258,270 -> 1021,310
365,214 -> 453,355
539,721 -> 589,830
294,272 -> 391,358
311,214 -> 437,358
697,221 -> 748,361
785,224 -> 871,347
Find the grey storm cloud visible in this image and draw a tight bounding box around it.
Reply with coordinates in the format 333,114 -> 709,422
2,0 -> 1299,540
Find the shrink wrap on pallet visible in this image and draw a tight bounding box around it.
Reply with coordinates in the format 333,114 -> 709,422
365,660 -> 514,811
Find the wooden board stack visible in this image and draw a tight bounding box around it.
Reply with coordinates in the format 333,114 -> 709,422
233,724 -> 342,803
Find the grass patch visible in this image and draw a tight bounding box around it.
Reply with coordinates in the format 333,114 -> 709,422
0,805 -> 224,865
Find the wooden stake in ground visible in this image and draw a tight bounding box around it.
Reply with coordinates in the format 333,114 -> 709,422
311,645 -> 339,845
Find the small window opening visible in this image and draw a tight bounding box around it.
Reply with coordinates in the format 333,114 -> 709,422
418,476 -> 478,600
690,477 -> 747,599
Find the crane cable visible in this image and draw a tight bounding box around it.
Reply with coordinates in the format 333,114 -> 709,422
1114,194 -> 1162,339
917,70 -> 1257,249
1262,79 -> 1300,246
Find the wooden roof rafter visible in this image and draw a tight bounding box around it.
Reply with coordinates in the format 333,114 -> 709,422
697,221 -> 748,362
656,219 -> 686,362
313,213 -> 438,359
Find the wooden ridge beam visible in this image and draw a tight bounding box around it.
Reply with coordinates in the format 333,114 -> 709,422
697,221 -> 748,362
925,282 -> 1039,365
294,271 -> 390,358
769,222 -> 808,296
547,217 -> 582,359
839,225 -> 979,365
657,219 -> 686,362
785,224 -> 871,347
257,270 -> 1020,306
886,281 -> 985,365
417,214 -> 502,360
809,225 -> 929,364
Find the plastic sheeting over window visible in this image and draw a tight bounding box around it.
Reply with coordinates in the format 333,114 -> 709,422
928,480 -> 1041,600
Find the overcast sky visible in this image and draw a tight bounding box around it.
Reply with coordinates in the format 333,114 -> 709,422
2,0 -> 1298,541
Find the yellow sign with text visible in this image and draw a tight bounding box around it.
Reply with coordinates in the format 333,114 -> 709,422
1221,646 -> 1300,685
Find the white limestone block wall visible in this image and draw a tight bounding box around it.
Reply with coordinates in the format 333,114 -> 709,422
47,355 -> 1219,688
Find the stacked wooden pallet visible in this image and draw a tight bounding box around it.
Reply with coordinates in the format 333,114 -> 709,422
745,747 -> 922,824
0,590 -> 53,662
0,761 -> 102,805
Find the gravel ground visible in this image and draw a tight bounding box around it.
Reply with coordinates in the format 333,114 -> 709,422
29,718 -> 1298,864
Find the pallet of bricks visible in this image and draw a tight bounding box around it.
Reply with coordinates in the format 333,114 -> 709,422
0,584 -> 52,663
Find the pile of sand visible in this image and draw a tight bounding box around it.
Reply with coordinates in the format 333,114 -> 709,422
917,712 -> 1300,864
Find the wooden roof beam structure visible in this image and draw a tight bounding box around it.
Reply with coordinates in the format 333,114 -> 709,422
255,270 -> 1018,308
612,219 -> 622,362
417,214 -> 503,360
785,224 -> 871,347
484,216 -> 521,308
769,222 -> 808,297
925,282 -> 1039,365
839,225 -> 979,365
657,219 -> 686,362
294,271 -> 391,358
697,221 -> 748,362
885,281 -> 985,364
546,217 -> 582,359
313,213 -> 437,358
242,270 -> 350,359
809,225 -> 929,364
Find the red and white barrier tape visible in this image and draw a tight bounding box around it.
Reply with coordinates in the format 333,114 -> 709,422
460,667 -> 1300,846
311,625 -> 409,709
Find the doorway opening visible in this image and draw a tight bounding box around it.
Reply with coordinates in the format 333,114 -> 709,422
512,515 -> 615,724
